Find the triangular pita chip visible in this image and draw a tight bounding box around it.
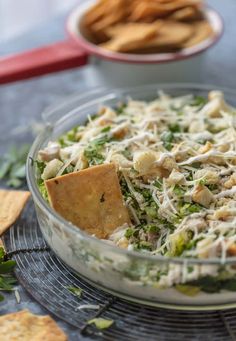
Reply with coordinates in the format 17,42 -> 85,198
45,163 -> 130,238
100,22 -> 161,52
0,190 -> 30,236
0,309 -> 67,341
182,20 -> 213,47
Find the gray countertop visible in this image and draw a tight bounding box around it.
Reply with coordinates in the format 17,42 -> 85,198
0,1 -> 236,340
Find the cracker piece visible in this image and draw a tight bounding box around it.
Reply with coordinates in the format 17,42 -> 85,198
45,164 -> 130,239
0,190 -> 30,236
100,22 -> 161,52
182,20 -> 213,47
129,21 -> 193,53
0,309 -> 67,341
129,0 -> 203,21
168,6 -> 202,21
83,0 -> 109,26
91,10 -> 127,34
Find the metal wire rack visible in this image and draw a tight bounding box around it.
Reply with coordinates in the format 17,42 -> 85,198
3,200 -> 236,341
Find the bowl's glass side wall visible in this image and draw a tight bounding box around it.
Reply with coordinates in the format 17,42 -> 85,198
35,199 -> 236,307
28,84 -> 236,308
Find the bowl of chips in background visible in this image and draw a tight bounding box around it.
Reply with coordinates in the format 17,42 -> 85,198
0,0 -> 223,86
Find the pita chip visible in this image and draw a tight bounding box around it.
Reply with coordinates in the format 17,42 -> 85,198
182,20 -> 213,47
100,22 -> 161,52
0,309 -> 67,341
0,190 -> 30,236
45,163 -> 130,239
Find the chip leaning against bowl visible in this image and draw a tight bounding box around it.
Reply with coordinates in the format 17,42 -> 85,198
36,90 -> 236,273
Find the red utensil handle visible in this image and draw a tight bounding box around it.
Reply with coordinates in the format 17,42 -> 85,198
0,40 -> 89,84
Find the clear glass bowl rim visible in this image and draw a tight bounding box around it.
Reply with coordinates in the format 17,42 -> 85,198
27,82 -> 236,266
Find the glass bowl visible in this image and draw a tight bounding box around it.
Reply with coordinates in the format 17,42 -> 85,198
27,84 -> 236,310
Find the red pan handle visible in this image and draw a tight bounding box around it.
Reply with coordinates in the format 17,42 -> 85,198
0,40 -> 89,84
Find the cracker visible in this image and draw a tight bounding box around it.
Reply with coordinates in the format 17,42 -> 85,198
100,22 -> 161,52
129,0 -> 202,21
168,6 -> 202,21
83,0 -> 109,26
0,309 -> 67,341
130,21 -> 193,53
0,190 -> 30,236
45,164 -> 130,239
91,10 -> 127,35
183,20 -> 213,47
85,0 -> 128,32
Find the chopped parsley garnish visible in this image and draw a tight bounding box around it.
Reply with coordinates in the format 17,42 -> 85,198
84,135 -> 111,166
161,131 -> 174,150
179,202 -> 202,217
116,103 -> 127,114
101,126 -> 111,133
190,95 -> 207,108
87,318 -> 114,330
168,123 -> 181,133
67,286 -> 83,298
125,228 -> 134,239
121,148 -> 132,160
84,148 -> 104,166
173,185 -> 185,197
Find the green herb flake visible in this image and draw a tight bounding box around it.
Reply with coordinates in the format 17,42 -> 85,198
116,103 -> 127,114
92,135 -> 111,146
175,284 -> 200,296
179,203 -> 202,217
121,148 -> 132,160
207,184 -> 218,191
145,205 -> 157,219
168,123 -> 181,133
66,127 -> 79,142
38,180 -> 48,201
188,266 -> 194,273
135,241 -> 153,251
161,131 -> 174,151
35,160 -> 46,174
147,225 -> 159,234
125,228 -> 134,239
190,95 -> 207,108
67,286 -> 83,298
198,178 -> 207,186
173,185 -> 185,197
62,165 -> 74,176
153,179 -> 163,190
101,126 -> 111,133
87,318 -> 114,330
84,134 -> 111,166
84,147 -> 105,166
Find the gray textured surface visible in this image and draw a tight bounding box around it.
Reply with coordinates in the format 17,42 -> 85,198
0,1 -> 236,340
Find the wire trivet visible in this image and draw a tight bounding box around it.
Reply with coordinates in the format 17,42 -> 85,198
3,200 -> 236,341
